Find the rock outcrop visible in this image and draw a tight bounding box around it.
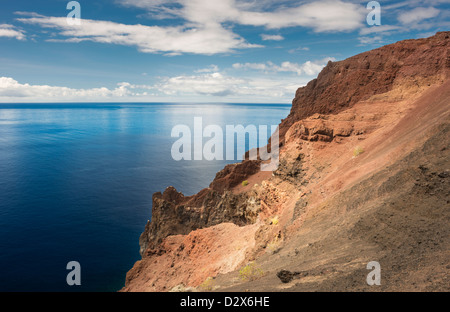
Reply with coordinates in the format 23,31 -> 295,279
138,160 -> 262,256
122,32 -> 450,292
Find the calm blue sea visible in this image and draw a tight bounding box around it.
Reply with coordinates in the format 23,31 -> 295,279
0,103 -> 290,292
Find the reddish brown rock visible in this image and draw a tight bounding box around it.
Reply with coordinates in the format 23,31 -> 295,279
123,32 -> 450,292
209,160 -> 261,192
138,160 -> 263,255
279,31 -> 450,143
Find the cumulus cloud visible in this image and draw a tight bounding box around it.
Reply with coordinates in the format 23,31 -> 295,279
233,58 -> 335,76
0,24 -> 26,40
156,72 -> 245,97
1,57 -> 329,102
398,7 -> 440,25
17,15 -> 258,55
152,58 -> 335,100
0,77 -> 134,101
0,73 -> 306,102
155,71 -> 306,99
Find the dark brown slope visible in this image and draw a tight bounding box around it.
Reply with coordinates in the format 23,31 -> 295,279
217,79 -> 450,292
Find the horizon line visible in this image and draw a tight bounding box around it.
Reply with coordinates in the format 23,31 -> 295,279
0,101 -> 293,105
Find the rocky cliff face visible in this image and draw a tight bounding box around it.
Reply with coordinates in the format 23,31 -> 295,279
138,160 -> 262,256
279,31 -> 450,142
122,32 -> 450,292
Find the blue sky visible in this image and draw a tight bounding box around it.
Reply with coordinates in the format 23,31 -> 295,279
0,0 -> 448,103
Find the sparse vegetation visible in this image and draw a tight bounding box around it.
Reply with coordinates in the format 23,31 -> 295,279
353,146 -> 365,157
242,180 -> 249,186
267,236 -> 282,254
239,262 -> 264,281
169,284 -> 197,292
270,215 -> 279,226
199,277 -> 215,291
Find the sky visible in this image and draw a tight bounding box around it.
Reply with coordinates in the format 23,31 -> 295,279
0,0 -> 448,103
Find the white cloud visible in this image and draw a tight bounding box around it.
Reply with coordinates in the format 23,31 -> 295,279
155,71 -> 307,100
0,24 -> 26,40
0,74 -> 302,103
156,72 -> 245,97
128,0 -> 366,32
357,4 -> 445,46
17,15 -> 259,55
15,1 -> 366,55
233,58 -> 334,76
260,34 -> 284,41
235,0 -> 365,32
0,61 -> 317,102
398,7 -> 440,24
0,77 -> 134,101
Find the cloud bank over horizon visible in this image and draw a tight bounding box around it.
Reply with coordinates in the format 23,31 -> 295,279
0,0 -> 448,103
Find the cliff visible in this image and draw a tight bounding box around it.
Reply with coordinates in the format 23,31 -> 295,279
122,32 -> 450,292
278,31 -> 450,142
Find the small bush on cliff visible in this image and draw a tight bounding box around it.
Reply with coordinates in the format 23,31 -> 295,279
199,277 -> 215,291
353,146 -> 365,157
239,262 -> 264,281
242,180 -> 249,187
270,215 -> 279,226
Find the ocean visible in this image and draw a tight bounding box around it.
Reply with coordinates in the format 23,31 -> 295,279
0,103 -> 290,292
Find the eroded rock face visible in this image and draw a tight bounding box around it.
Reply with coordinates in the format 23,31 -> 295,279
279,31 -> 450,142
273,153 -> 306,187
139,161 -> 262,256
209,160 -> 261,193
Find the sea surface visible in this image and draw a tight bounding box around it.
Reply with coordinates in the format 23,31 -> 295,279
0,103 -> 290,292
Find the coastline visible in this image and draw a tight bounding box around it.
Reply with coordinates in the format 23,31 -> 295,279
122,32 -> 450,292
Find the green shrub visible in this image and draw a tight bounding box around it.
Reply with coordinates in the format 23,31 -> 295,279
239,262 -> 264,281
242,180 -> 249,187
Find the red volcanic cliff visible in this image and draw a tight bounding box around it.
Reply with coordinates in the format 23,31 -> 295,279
279,31 -> 450,141
122,32 -> 450,292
